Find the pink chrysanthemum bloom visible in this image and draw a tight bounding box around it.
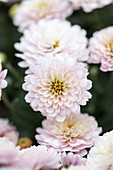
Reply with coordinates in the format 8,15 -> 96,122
69,0 -> 112,13
0,59 -> 7,99
13,0 -> 73,32
0,118 -> 19,145
23,54 -> 92,121
0,137 -> 19,167
35,113 -> 102,153
15,19 -> 88,69
16,145 -> 61,169
89,27 -> 113,72
87,131 -> 113,170
61,152 -> 86,167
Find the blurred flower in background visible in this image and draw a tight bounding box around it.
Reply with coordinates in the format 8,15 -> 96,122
87,130 -> 113,169
69,0 -> 112,12
0,118 -> 19,144
15,19 -> 88,69
13,0 -> 73,32
61,152 -> 86,167
89,26 -> 113,72
0,59 -> 7,100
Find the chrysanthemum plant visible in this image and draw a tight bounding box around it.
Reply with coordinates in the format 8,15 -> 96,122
0,0 -> 113,169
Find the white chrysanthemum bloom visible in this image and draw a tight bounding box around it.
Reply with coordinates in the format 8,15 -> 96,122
36,113 -> 102,153
87,130 -> 113,170
16,145 -> 61,169
89,27 -> 113,72
62,165 -> 94,170
15,19 -> 88,69
61,152 -> 86,167
13,0 -> 73,32
69,0 -> 112,13
0,137 -> 19,166
23,54 -> 92,122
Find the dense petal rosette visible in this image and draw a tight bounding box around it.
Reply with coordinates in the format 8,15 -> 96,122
36,113 -> 102,152
15,19 -> 88,68
69,0 -> 112,12
0,59 -> 7,99
16,145 -> 61,169
0,118 -> 19,144
23,54 -> 92,121
87,130 -> 113,170
89,27 -> 113,72
13,0 -> 73,32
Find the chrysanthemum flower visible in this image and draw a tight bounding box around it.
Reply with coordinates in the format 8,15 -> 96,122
87,130 -> 113,170
36,113 -> 102,153
61,152 -> 86,167
0,137 -> 19,167
16,145 -> 61,169
23,54 -> 92,121
69,0 -> 112,13
0,118 -> 19,144
13,0 -> 73,32
89,27 -> 113,72
0,59 -> 7,99
62,165 -> 93,170
15,19 -> 88,69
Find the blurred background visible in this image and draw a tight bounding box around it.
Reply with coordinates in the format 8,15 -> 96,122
0,1 -> 113,143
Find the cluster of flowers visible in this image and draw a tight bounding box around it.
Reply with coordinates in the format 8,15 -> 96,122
0,123 -> 113,170
0,0 -> 113,169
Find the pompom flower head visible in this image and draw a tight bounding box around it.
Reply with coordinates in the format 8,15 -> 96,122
69,0 -> 112,13
23,54 -> 92,121
0,118 -> 19,144
0,59 -> 7,99
87,130 -> 113,170
0,137 -> 19,167
13,0 -> 73,32
89,27 -> 113,72
36,113 -> 102,153
16,145 -> 61,169
61,152 -> 86,167
15,19 -> 88,69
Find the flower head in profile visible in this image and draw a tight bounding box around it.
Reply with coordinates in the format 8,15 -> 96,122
89,27 -> 113,72
36,113 -> 102,153
87,130 -> 113,170
0,118 -> 19,144
69,0 -> 112,13
0,137 -> 19,167
16,145 -> 61,169
61,152 -> 86,167
23,54 -> 92,121
0,59 -> 7,100
15,19 -> 88,69
13,0 -> 73,32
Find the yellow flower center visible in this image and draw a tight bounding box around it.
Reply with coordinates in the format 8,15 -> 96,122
50,80 -> 64,94
53,41 -> 59,49
38,2 -> 47,8
106,40 -> 113,58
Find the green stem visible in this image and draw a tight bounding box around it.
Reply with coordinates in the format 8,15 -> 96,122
6,63 -> 23,83
2,93 -> 33,123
